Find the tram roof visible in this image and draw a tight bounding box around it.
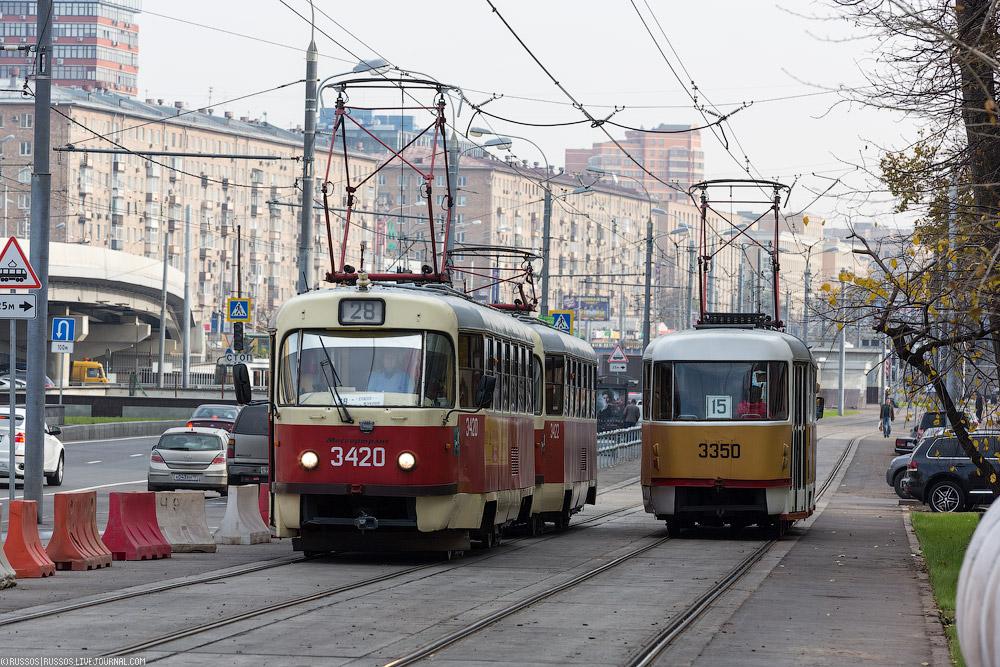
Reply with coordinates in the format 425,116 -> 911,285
518,318 -> 598,362
643,328 -> 812,363
272,283 -> 536,344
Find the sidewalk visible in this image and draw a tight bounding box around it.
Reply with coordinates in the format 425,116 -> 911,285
675,425 -> 944,666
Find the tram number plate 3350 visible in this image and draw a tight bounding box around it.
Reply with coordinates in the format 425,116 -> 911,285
698,442 -> 741,459
330,446 -> 386,467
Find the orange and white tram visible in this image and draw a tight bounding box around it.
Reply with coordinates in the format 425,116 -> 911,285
640,327 -> 819,536
266,280 -> 593,553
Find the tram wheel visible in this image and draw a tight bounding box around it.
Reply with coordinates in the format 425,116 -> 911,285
664,517 -> 683,536
555,509 -> 572,532
444,549 -> 465,561
527,515 -> 544,537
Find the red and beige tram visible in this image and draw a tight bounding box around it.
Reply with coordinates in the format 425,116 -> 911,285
640,327 -> 818,536
266,280 -> 595,553
520,318 -> 598,530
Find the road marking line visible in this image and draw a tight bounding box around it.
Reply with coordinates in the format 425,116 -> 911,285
86,460 -> 102,464
129,453 -> 143,458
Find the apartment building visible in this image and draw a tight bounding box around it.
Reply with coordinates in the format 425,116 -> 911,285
0,85 -> 378,339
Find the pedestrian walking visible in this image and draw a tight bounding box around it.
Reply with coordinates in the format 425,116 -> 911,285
623,399 -> 640,427
879,396 -> 895,437
975,390 -> 985,423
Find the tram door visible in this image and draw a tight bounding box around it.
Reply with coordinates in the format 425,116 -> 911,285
791,363 -> 808,511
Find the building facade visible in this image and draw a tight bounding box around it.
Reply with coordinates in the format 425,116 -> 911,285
564,125 -> 704,204
0,0 -> 141,96
0,85 -> 378,361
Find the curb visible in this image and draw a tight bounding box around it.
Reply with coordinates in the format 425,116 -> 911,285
58,420 -> 186,443
902,509 -> 954,667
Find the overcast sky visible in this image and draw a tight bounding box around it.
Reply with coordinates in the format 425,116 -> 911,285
140,1 -> 915,228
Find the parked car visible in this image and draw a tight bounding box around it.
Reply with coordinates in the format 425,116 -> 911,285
147,427 -> 228,493
910,410 -> 977,441
893,436 -> 918,455
0,408 -> 64,485
227,402 -> 269,485
0,370 -> 55,390
901,431 -> 999,512
186,404 -> 241,432
886,453 -> 912,498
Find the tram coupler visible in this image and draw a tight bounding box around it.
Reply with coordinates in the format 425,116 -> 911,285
354,513 -> 379,531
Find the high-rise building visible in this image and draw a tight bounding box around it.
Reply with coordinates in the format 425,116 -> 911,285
564,124 -> 704,203
0,0 -> 140,96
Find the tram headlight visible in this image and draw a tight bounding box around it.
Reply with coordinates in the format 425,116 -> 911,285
299,450 -> 320,470
397,451 -> 416,471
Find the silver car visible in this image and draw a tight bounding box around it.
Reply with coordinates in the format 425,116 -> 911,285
148,427 -> 228,493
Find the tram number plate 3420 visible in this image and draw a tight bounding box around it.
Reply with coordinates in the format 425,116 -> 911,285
697,442 -> 741,459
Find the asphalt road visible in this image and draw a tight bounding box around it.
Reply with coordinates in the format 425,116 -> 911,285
1,433 -> 230,533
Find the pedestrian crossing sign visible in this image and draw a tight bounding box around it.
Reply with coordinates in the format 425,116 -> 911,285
551,309 -> 574,334
226,297 -> 253,323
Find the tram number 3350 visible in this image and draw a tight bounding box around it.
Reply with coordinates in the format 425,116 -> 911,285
697,442 -> 741,459
330,446 -> 386,467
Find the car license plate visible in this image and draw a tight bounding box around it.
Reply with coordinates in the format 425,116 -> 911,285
173,473 -> 200,482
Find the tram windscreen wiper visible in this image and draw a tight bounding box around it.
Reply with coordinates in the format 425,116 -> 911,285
316,337 -> 354,424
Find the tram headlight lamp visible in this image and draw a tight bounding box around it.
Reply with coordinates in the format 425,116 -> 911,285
397,451 -> 416,471
299,450 -> 320,470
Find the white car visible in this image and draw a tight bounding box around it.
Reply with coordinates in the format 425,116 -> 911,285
0,408 -> 65,486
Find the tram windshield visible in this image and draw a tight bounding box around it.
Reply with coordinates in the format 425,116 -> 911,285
652,361 -> 788,421
278,330 -> 455,408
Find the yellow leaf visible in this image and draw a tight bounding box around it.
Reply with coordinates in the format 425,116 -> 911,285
890,258 -> 898,269
821,283 -> 832,293
803,215 -> 810,226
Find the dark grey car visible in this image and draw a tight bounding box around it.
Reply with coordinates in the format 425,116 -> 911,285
227,402 -> 269,485
886,453 -> 912,498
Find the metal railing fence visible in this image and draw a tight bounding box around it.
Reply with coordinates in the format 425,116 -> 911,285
597,425 -> 642,469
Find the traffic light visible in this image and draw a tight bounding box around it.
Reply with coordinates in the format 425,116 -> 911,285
233,322 -> 244,351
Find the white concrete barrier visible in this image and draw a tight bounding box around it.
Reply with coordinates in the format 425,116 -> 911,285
0,503 -> 16,588
154,491 -> 217,553
957,503 -> 1000,667
214,485 -> 270,545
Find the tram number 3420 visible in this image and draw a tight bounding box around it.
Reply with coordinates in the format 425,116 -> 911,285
697,442 -> 741,459
330,446 -> 386,467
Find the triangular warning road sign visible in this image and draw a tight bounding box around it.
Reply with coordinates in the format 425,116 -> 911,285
0,237 -> 40,289
609,345 -> 628,362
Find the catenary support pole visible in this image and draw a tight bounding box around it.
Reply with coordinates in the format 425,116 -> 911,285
8,319 -> 15,500
25,0 -> 52,514
686,243 -> 695,329
642,215 -> 653,350
182,205 -> 191,389
157,232 -> 169,389
296,39 -> 318,294
446,130 -> 460,258
539,187 -> 553,316
803,257 -> 811,345
839,279 -> 846,416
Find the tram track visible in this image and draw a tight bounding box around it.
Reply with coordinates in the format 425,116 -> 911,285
380,429 -> 863,667
1,479 -> 643,633
10,425 -> 862,663
90,499 -> 646,660
623,432 -> 863,666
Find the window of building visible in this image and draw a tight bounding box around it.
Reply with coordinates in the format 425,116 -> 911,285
19,140 -> 31,156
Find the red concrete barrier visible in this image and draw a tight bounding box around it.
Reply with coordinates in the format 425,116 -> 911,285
258,483 -> 270,525
101,491 -> 171,561
46,490 -> 113,571
3,500 -> 55,578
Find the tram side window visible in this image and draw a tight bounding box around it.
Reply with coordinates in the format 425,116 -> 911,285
503,341 -> 512,413
545,354 -> 564,416
533,355 -> 543,415
642,362 -> 652,420
458,333 -> 484,409
522,347 -> 531,413
423,333 -> 455,408
652,362 -> 672,420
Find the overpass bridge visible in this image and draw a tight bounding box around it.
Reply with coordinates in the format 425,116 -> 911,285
0,241 -> 204,381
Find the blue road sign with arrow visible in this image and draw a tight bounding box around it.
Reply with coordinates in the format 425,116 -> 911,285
51,317 -> 75,342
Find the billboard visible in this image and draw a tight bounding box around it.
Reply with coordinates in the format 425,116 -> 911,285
561,295 -> 611,321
